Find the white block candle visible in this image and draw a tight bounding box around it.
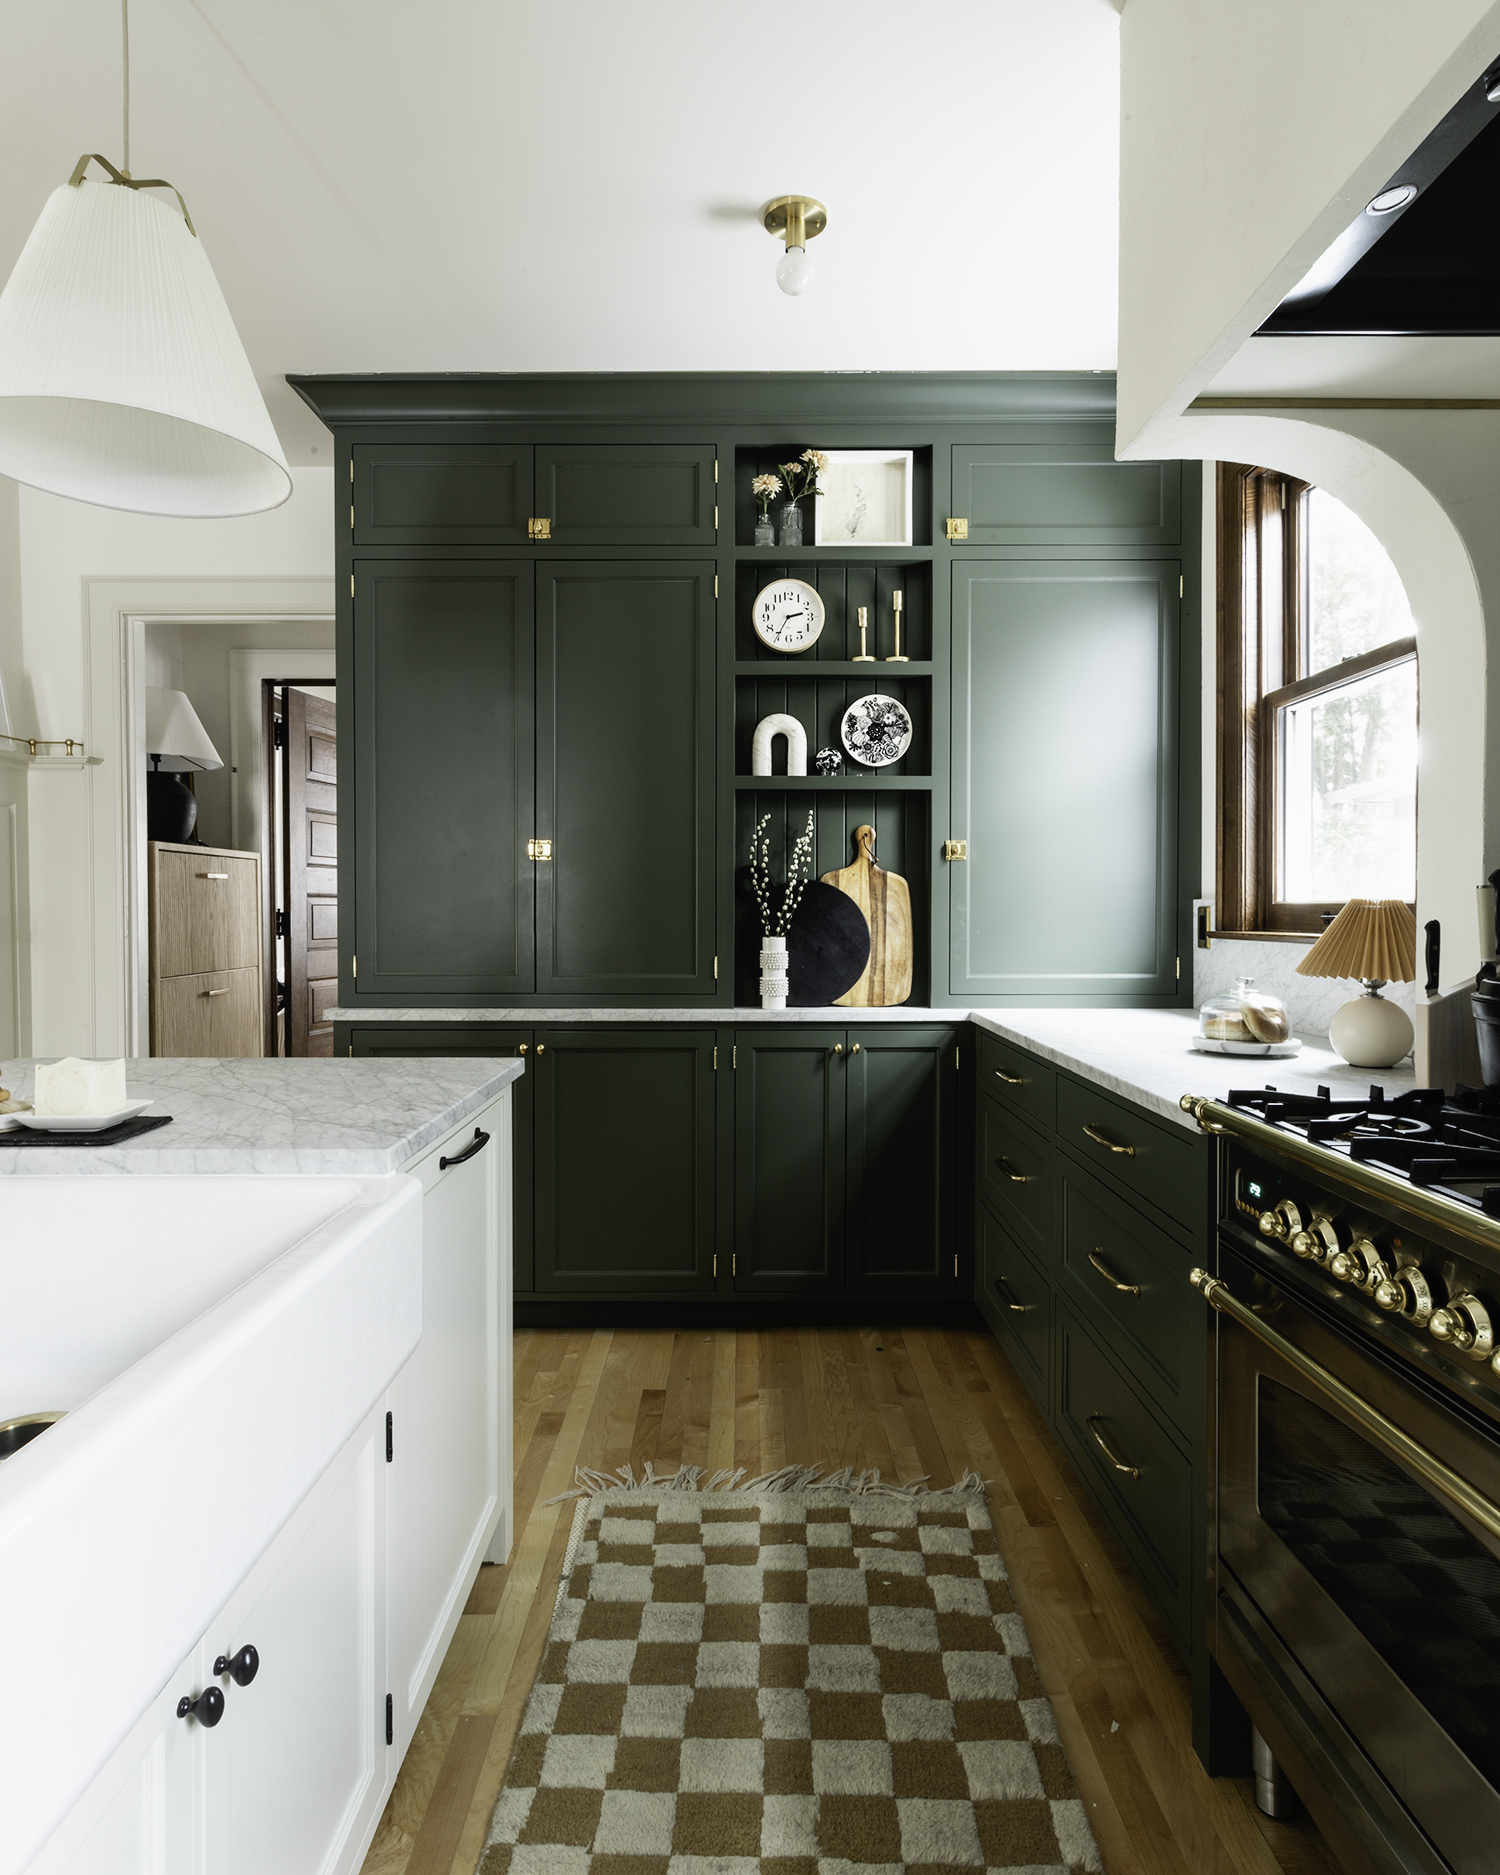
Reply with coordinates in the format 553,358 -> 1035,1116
34,1056 -> 128,1116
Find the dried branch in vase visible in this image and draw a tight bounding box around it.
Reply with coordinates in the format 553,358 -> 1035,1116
748,809 -> 817,936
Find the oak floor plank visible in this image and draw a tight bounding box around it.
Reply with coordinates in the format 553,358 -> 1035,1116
707,1330 -> 737,1477
628,1388 -> 665,1476
733,1331 -> 761,1473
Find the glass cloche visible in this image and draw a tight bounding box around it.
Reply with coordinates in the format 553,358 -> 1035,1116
1198,976 -> 1291,1048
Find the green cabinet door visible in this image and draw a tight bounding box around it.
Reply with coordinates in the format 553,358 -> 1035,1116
846,1027 -> 959,1294
733,1029 -> 845,1293
536,563 -> 715,1000
352,444 -> 532,546
353,562 -> 535,997
535,445 -> 717,545
343,1024 -> 534,1292
532,1028 -> 716,1293
950,561 -> 1179,999
952,445 -> 1180,546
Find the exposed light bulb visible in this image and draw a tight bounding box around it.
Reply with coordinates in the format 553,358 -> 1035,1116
776,244 -> 814,296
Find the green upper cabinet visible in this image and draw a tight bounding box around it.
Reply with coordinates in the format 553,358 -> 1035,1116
536,563 -> 716,1000
846,1028 -> 960,1292
951,445 -> 1180,547
950,561 -> 1179,999
352,444 -> 532,546
535,445 -> 718,545
353,561 -> 535,996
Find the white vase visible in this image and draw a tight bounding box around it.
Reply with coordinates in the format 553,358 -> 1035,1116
1328,986 -> 1414,1068
760,933 -> 788,1011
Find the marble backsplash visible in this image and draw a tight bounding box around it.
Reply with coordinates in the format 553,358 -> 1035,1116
1193,936 -> 1417,1040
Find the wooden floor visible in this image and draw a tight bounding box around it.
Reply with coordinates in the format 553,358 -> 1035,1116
359,1326 -> 1342,1875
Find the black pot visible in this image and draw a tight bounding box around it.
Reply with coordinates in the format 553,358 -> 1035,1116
147,770 -> 197,843
1474,980 -> 1500,1087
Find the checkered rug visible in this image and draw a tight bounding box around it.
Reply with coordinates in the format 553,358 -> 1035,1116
480,1466 -> 1101,1875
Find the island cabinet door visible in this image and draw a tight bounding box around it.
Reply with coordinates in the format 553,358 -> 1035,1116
535,564 -> 715,1000
353,561 -> 535,997
733,1029 -> 846,1293
846,1027 -> 960,1295
534,444 -> 718,545
949,560 -> 1179,1000
532,1029 -> 716,1293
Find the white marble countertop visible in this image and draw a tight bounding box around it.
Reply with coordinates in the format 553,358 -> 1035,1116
323,1005 -> 957,1024
0,1057 -> 524,1175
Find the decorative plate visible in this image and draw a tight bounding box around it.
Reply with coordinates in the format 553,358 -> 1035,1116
841,693 -> 913,768
13,1098 -> 157,1133
752,578 -> 825,654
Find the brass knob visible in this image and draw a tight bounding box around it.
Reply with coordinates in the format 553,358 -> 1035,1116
833,1044 -> 843,1056
1430,1294 -> 1494,1361
1289,1230 -> 1316,1259
1374,1267 -> 1433,1323
1260,1199 -> 1303,1243
1306,1217 -> 1340,1265
536,1044 -> 546,1055
517,1044 -> 528,1056
851,1043 -> 860,1055
1329,1238 -> 1384,1289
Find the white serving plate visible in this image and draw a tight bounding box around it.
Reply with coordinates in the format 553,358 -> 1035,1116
12,1098 -> 157,1133
1190,1037 -> 1303,1058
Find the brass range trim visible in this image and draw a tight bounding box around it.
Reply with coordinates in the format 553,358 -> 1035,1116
1190,1267 -> 1500,1545
1181,1093 -> 1500,1255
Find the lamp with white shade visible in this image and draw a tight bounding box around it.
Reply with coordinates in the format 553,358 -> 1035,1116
1295,898 -> 1418,1068
145,688 -> 222,845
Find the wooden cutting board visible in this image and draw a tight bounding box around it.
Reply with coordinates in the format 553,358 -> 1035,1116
821,825 -> 913,1006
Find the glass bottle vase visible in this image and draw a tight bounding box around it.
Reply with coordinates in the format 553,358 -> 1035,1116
779,502 -> 803,548
753,515 -> 775,546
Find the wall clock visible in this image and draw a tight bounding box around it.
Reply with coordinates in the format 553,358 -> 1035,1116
752,577 -> 825,653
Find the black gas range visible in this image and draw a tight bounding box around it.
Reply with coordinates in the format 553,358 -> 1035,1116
1181,1083 -> 1500,1875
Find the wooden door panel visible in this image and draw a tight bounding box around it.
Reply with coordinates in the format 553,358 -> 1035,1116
535,445 -> 716,544
353,443 -> 532,545
950,561 -> 1179,998
535,563 -> 714,999
733,1029 -> 845,1292
847,1028 -> 959,1289
353,562 -> 535,997
952,444 -> 1181,546
533,1030 -> 715,1293
284,688 -> 337,1057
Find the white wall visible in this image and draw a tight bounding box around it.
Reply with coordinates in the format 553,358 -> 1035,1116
1116,1 -> 1500,452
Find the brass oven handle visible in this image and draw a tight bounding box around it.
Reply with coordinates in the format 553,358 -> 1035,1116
1082,1122 -> 1134,1157
994,1068 -> 1024,1086
994,1279 -> 1027,1314
1086,1414 -> 1139,1479
1190,1268 -> 1500,1545
1088,1250 -> 1140,1296
997,1156 -> 1030,1184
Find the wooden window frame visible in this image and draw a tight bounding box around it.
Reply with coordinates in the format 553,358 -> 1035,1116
1216,462 -> 1416,936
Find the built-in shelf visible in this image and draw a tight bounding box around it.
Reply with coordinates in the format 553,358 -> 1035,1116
733,774 -> 931,791
733,545 -> 935,561
733,660 -> 933,677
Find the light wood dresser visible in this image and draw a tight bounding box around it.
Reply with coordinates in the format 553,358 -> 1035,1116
148,841 -> 263,1057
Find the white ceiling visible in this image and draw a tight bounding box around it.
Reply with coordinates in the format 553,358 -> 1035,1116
0,0 -> 1123,461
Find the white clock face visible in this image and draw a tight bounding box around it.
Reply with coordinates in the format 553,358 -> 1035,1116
753,578 -> 825,653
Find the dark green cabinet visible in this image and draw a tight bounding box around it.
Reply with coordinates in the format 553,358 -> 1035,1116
732,1028 -> 846,1293
950,561 -> 1180,999
951,444 -> 1180,547
535,445 -> 717,544
976,1206 -> 1049,1406
353,562 -> 535,997
533,1029 -> 716,1294
353,444 -> 532,546
536,563 -> 716,1000
847,1029 -> 960,1290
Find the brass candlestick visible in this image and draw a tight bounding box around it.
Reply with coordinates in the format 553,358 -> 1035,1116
885,589 -> 908,663
853,604 -> 874,662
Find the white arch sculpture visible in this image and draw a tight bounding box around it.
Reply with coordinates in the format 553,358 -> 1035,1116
751,712 -> 808,776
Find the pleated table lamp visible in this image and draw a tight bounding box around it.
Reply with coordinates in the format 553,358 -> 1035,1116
1296,899 -> 1418,1068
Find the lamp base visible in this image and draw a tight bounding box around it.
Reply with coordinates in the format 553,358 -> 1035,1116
147,771 -> 197,844
1328,989 -> 1414,1069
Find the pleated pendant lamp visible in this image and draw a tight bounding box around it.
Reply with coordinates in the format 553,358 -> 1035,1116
0,5 -> 290,517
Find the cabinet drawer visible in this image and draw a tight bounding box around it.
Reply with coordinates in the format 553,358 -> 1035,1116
1059,1169 -> 1199,1431
154,848 -> 260,977
977,1095 -> 1051,1256
1055,1301 -> 1193,1649
154,967 -> 261,1058
1056,1076 -> 1208,1230
976,1207 -> 1049,1403
977,1030 -> 1054,1132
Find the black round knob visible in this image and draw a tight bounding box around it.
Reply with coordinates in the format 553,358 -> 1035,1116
214,1644 -> 259,1688
177,1685 -> 226,1727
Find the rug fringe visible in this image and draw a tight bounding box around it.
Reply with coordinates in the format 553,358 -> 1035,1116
543,1460 -> 989,1506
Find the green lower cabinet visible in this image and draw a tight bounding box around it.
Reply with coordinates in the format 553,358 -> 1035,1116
846,1028 -> 961,1292
976,1093 -> 1052,1257
975,1201 -> 1049,1410
732,1029 -> 846,1293
533,1028 -> 717,1294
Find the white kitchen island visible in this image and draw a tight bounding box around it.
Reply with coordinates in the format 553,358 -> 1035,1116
0,1056 -> 523,1875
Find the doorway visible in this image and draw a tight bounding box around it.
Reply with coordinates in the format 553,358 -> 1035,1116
265,682 -> 337,1056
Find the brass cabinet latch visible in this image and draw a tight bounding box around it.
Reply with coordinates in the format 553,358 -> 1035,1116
942,839 -> 967,861
527,517 -> 552,541
945,517 -> 969,541
527,838 -> 553,861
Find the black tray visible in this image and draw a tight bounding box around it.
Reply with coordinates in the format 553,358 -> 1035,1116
0,1114 -> 174,1148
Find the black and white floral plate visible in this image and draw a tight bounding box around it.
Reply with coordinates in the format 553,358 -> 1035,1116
840,693 -> 913,768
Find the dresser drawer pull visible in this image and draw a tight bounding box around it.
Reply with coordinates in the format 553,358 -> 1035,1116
994,1279 -> 1027,1314
1082,1121 -> 1134,1157
198,872 -> 229,880
993,1068 -> 1024,1086
202,987 -> 231,997
1088,1249 -> 1140,1296
1086,1413 -> 1140,1479
997,1156 -> 1031,1184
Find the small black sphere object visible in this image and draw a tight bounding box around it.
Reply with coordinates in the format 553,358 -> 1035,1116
814,747 -> 843,777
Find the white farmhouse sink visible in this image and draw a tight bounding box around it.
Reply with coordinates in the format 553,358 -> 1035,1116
0,1174 -> 424,1874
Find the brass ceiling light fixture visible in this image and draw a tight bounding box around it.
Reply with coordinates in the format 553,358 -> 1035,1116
762,195 -> 826,297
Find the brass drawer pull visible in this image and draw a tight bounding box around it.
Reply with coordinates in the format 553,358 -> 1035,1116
997,1156 -> 1030,1184
199,872 -> 229,880
994,1279 -> 1027,1314
1088,1249 -> 1140,1296
1086,1413 -> 1139,1479
993,1068 -> 1024,1086
1083,1121 -> 1134,1156
202,987 -> 230,997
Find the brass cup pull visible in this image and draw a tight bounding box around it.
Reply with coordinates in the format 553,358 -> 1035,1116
997,1156 -> 1029,1184
994,1068 -> 1024,1086
202,987 -> 230,997
1088,1250 -> 1140,1296
1082,1122 -> 1134,1157
1086,1413 -> 1140,1479
994,1279 -> 1027,1314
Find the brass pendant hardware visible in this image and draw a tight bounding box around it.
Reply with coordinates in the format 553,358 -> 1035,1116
527,838 -> 553,861
68,152 -> 197,236
761,194 -> 827,245
527,517 -> 552,541
942,840 -> 967,861
945,517 -> 969,541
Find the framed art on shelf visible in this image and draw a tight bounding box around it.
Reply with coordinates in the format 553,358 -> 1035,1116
814,449 -> 913,547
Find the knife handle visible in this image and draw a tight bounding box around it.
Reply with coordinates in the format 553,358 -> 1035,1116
1425,918 -> 1441,998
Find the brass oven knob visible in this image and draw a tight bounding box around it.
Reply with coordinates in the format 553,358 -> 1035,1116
1291,1217 -> 1338,1264
1429,1294 -> 1494,1361
1328,1238 -> 1385,1289
1259,1199 -> 1303,1243
1374,1267 -> 1434,1323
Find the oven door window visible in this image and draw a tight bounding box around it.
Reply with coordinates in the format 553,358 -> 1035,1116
1258,1378 -> 1500,1789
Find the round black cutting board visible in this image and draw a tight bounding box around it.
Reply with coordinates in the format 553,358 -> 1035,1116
786,881 -> 870,1007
